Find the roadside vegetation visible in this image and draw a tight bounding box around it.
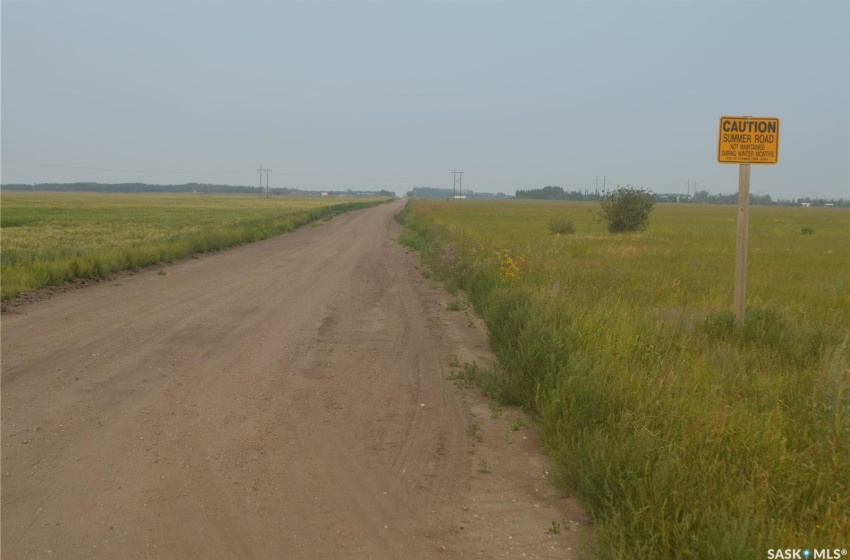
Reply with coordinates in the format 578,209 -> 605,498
0,192 -> 390,299
397,199 -> 849,559
599,186 -> 654,233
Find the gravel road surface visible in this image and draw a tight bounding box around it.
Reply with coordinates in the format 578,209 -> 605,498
2,200 -> 588,559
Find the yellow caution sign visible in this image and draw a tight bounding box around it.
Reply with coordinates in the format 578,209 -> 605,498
718,116 -> 780,164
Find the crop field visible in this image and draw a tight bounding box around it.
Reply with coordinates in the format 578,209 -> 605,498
0,191 -> 388,300
398,199 -> 849,558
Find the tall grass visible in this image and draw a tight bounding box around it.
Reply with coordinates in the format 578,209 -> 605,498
398,200 -> 850,558
1,192 -> 389,299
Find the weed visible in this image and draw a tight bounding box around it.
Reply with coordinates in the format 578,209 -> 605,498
466,422 -> 483,442
157,270 -> 166,276
489,401 -> 502,419
446,360 -> 481,389
477,458 -> 492,474
510,419 -> 528,432
447,297 -> 467,311
802,226 -> 815,235
448,355 -> 461,368
444,277 -> 460,295
465,310 -> 475,328
447,369 -> 474,389
504,418 -> 528,443
445,361 -> 509,398
547,520 -> 562,534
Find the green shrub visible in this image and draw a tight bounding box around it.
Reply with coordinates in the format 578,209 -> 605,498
599,186 -> 654,233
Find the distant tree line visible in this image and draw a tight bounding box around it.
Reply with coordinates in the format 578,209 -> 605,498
515,186 -> 595,200
406,187 -> 511,199
690,190 -> 848,207
514,186 -> 847,207
2,182 -> 259,194
1,182 -> 395,198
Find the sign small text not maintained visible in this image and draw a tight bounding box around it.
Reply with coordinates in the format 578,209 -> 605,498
718,116 -> 780,164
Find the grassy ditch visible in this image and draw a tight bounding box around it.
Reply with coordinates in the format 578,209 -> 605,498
1,192 -> 390,299
397,199 -> 849,559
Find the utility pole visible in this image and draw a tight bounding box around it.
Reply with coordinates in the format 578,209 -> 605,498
596,176 -> 599,198
452,170 -> 464,199
264,169 -> 273,198
258,166 -> 265,196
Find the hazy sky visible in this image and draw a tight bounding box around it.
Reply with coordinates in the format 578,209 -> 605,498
2,0 -> 848,199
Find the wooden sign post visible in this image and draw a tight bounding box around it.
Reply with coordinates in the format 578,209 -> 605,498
718,116 -> 780,325
734,163 -> 751,325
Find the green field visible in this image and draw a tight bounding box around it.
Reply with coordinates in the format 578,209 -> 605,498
398,199 -> 849,559
0,191 -> 389,300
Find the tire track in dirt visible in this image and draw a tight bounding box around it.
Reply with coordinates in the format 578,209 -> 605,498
1,200 -> 589,559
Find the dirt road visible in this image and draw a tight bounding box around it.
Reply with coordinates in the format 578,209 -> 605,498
2,200 -> 588,559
